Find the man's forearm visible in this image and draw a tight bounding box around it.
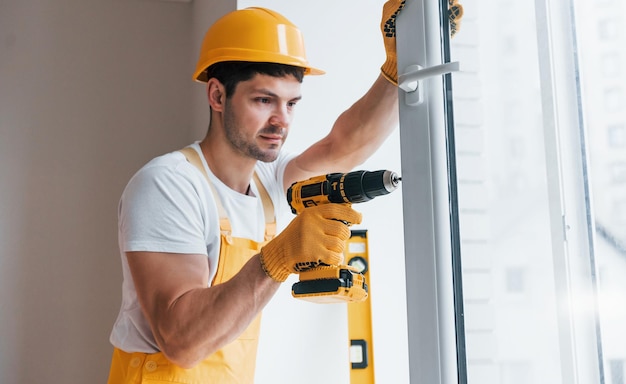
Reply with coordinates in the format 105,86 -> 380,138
285,74 -> 399,187
325,74 -> 399,170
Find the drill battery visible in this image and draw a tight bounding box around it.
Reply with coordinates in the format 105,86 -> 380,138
291,265 -> 368,303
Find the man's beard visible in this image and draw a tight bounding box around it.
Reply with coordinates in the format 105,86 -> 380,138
223,103 -> 286,163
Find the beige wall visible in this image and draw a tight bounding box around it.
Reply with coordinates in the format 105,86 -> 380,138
0,1 -> 232,382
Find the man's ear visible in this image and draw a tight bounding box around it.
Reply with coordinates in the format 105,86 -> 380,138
206,78 -> 225,112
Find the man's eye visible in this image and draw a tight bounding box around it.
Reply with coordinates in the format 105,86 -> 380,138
257,98 -> 271,104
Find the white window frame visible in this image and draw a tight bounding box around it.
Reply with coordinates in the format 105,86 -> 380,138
396,1 -> 462,382
535,0 -> 604,382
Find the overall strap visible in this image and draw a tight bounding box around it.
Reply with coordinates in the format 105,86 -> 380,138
179,146 -> 276,240
179,147 -> 231,234
252,172 -> 277,240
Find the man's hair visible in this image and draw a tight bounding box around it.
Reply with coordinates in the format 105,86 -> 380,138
205,61 -> 305,97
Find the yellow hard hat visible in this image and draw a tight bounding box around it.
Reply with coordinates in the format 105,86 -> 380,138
193,7 -> 324,82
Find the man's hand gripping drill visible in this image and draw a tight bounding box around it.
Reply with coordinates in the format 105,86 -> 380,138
259,204 -> 362,284
260,170 -> 400,303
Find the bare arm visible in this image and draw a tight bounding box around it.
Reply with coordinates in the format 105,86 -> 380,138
284,74 -> 398,191
127,251 -> 279,369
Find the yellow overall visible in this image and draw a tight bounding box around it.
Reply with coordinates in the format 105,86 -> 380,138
108,148 -> 275,384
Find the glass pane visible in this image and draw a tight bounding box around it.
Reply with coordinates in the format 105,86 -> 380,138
448,1 -> 565,382
574,1 -> 626,383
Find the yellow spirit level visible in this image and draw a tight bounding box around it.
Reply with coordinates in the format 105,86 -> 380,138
346,230 -> 375,383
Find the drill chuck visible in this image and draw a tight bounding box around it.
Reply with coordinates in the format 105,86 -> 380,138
287,170 -> 401,214
341,169 -> 400,203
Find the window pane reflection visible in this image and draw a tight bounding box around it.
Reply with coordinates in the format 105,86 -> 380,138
449,0 -> 562,382
576,1 -> 626,383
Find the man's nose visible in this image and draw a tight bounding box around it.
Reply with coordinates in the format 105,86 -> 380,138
269,105 -> 290,127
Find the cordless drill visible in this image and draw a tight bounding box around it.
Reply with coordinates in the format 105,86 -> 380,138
287,170 -> 401,303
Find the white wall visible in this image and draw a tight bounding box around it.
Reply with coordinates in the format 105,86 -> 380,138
236,1 -> 409,383
0,1 -> 407,383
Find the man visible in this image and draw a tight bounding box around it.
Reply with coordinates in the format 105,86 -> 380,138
108,1 -> 460,382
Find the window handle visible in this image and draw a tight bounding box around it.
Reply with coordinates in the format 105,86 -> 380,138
398,61 -> 461,105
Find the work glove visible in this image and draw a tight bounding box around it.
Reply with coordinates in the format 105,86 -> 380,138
259,204 -> 362,282
449,0 -> 464,38
380,0 -> 406,86
380,0 -> 465,85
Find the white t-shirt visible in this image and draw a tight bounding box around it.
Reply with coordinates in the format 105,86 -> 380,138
109,142 -> 295,353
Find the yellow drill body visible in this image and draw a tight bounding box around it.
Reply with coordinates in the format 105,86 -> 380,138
287,170 -> 400,303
